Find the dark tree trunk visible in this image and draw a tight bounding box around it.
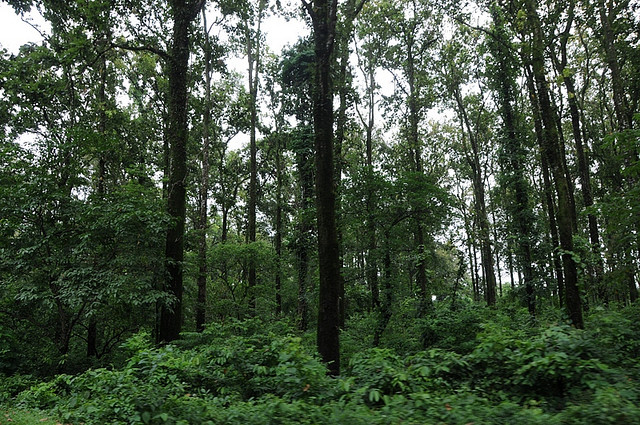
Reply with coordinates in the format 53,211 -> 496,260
453,87 -> 497,306
275,136 -> 284,316
550,8 -> 605,300
488,7 -> 536,315
373,229 -> 393,347
246,4 -> 264,313
296,145 -> 314,331
196,8 -> 212,332
364,66 -> 379,310
525,0 -> 583,328
304,0 -> 341,376
406,38 -> 431,314
335,25 -> 349,327
88,32 -> 109,358
598,0 -> 632,130
159,0 -> 204,343
332,0 -> 367,326
525,69 -> 565,306
473,238 -> 481,301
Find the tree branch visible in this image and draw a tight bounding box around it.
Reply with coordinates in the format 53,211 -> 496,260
189,0 -> 207,21
111,42 -> 170,61
301,0 -> 315,22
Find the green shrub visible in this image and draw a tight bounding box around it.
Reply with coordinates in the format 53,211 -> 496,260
419,304 -> 484,353
0,374 -> 37,404
466,322 -> 613,401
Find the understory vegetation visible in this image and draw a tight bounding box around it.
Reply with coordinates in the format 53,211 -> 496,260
1,0 -> 640,423
2,303 -> 639,424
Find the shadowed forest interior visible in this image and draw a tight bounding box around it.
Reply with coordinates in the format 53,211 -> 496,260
0,0 -> 639,423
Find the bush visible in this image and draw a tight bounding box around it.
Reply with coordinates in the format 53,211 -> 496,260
419,304 -> 484,353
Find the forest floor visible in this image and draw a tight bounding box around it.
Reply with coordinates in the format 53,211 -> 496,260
1,303 -> 639,424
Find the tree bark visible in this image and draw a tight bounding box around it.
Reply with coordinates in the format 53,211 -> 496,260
246,1 -> 264,314
296,143 -> 314,331
488,7 -> 536,315
525,69 -> 565,306
304,0 -> 341,376
275,134 -> 283,315
598,0 -> 632,130
524,0 -> 583,328
550,8 -> 605,300
196,8 -> 212,332
453,87 -> 497,306
159,0 -> 204,343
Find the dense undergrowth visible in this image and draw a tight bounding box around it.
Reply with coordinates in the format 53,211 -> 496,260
2,303 -> 639,424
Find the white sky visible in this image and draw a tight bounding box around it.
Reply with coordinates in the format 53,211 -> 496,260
0,3 -> 50,53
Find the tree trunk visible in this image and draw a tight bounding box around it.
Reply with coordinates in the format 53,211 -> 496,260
296,143 -> 314,331
246,3 -> 264,314
598,0 -> 632,130
406,38 -> 432,314
525,69 -> 565,306
364,66 -> 379,310
159,0 -> 203,343
305,0 -> 341,376
275,135 -> 284,316
453,87 -> 497,306
196,8 -> 212,332
89,32 -> 109,357
525,0 -> 583,328
488,8 -> 536,315
373,229 -> 393,347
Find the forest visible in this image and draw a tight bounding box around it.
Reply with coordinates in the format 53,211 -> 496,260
0,0 -> 639,423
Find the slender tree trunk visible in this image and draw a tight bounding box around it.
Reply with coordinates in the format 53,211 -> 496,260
88,32 -> 109,358
526,69 -> 565,306
472,238 -> 481,301
296,145 -> 313,331
335,26 -> 349,328
275,135 -> 284,316
488,9 -> 536,314
364,66 -> 379,310
598,0 -> 632,130
560,67 -> 604,298
490,200 -> 503,298
196,9 -> 212,332
453,88 -> 497,306
373,229 -> 392,347
246,4 -> 264,313
405,39 -> 432,314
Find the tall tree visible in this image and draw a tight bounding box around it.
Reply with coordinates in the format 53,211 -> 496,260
159,0 -> 206,343
302,0 -> 342,375
195,6 -> 213,332
442,31 -> 498,306
486,3 -> 536,315
523,0 -> 583,328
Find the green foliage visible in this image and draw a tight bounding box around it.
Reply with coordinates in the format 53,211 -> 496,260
4,309 -> 640,425
420,303 -> 484,353
0,375 -> 37,405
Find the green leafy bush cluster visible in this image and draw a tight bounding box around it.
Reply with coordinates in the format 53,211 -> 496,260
5,308 -> 640,425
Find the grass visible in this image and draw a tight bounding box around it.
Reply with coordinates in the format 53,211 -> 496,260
0,408 -> 65,425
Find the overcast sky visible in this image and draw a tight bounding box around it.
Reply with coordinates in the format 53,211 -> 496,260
0,3 -> 50,54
